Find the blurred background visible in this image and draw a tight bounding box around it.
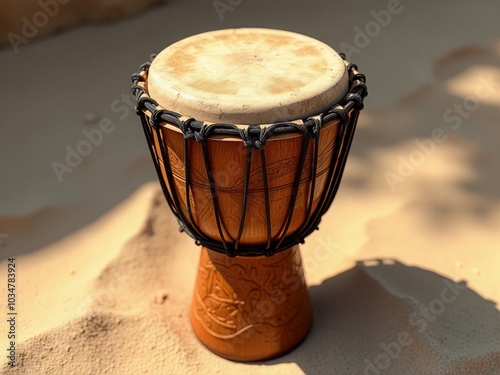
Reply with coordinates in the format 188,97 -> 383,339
1,0 -> 499,256
0,1 -> 499,374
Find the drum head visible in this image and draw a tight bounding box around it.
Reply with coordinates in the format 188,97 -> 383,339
147,28 -> 348,125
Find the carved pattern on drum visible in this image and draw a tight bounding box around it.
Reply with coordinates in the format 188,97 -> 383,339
159,125 -> 339,244
192,246 -> 310,342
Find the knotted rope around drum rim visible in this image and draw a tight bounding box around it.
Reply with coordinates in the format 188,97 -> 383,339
131,53 -> 367,257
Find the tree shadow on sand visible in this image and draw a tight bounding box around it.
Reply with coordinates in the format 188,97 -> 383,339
262,259 -> 500,375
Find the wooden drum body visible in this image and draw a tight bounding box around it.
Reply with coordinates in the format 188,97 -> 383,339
131,28 -> 367,361
154,117 -> 340,248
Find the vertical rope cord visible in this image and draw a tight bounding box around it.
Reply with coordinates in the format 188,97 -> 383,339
275,136 -> 311,251
260,148 -> 272,252
296,121 -> 344,240
200,140 -> 230,255
139,111 -> 179,219
316,122 -> 346,217
293,67 -> 366,241
304,119 -> 321,226
153,125 -> 192,228
234,146 -> 252,250
183,137 -> 211,243
319,110 -> 360,218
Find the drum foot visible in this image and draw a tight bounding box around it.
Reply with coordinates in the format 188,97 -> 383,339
190,245 -> 312,361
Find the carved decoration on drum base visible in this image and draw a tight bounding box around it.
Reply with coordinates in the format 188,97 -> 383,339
191,246 -> 312,361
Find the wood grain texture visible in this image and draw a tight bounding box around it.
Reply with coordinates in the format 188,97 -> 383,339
191,245 -> 312,361
150,121 -> 340,245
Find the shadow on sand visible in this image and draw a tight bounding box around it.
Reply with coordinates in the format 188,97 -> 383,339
261,259 -> 500,375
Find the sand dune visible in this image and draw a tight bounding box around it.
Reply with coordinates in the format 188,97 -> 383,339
2,184 -> 499,374
1,1 -> 499,374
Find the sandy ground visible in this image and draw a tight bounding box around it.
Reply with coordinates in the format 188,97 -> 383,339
1,0 -> 500,374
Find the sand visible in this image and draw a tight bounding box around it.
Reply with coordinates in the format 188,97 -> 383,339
1,1 -> 500,374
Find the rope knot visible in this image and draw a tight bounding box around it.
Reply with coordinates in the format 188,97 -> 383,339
307,117 -> 322,136
150,109 -> 165,129
346,93 -> 364,110
183,129 -> 195,140
330,105 -> 349,125
181,118 -> 197,140
242,124 -> 264,149
193,132 -> 204,143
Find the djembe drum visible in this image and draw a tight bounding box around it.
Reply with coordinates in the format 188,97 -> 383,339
131,28 -> 367,361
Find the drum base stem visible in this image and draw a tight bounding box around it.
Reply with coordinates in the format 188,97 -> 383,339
190,245 -> 312,361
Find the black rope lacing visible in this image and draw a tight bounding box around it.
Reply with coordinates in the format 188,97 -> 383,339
132,53 -> 367,257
